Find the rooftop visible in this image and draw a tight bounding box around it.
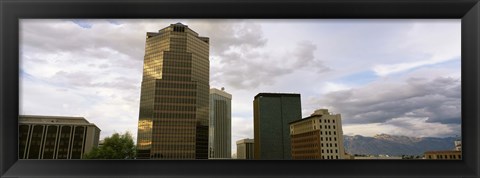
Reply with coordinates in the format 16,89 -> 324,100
254,93 -> 300,99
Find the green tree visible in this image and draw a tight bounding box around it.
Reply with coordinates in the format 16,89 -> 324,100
84,132 -> 136,159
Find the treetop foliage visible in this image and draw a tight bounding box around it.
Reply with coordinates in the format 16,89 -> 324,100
84,131 -> 136,159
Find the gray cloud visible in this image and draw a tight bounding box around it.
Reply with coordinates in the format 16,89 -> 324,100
211,40 -> 330,89
21,19 -> 146,65
318,76 -> 460,125
50,71 -> 139,91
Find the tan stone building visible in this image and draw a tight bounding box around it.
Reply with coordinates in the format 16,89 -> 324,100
424,139 -> 462,160
236,138 -> 254,159
19,115 -> 100,159
424,150 -> 462,160
289,109 -> 345,160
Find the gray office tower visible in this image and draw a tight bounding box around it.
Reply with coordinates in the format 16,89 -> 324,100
209,88 -> 232,158
253,93 -> 302,160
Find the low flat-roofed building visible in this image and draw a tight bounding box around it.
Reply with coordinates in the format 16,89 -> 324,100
424,150 -> 462,160
19,115 -> 101,159
236,138 -> 254,159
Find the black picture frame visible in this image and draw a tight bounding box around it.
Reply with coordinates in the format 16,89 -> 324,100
1,0 -> 479,177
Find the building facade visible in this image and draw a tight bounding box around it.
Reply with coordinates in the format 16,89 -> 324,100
136,23 -> 210,159
236,138 -> 254,159
209,88 -> 232,159
253,93 -> 301,160
19,115 -> 100,159
424,139 -> 462,160
289,109 -> 345,160
424,150 -> 462,159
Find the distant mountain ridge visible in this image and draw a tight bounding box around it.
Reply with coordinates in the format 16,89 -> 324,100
343,134 -> 458,156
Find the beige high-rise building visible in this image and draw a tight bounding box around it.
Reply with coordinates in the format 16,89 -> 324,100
18,115 -> 100,159
289,109 -> 345,159
136,23 -> 210,159
209,88 -> 232,159
236,138 -> 254,159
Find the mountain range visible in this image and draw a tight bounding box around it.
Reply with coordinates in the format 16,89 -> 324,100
343,134 -> 458,156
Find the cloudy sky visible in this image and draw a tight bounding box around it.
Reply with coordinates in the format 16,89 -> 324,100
20,19 -> 461,154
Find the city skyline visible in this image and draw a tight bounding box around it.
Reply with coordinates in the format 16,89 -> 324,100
20,19 -> 461,155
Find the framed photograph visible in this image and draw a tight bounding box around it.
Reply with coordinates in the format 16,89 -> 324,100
1,0 -> 479,177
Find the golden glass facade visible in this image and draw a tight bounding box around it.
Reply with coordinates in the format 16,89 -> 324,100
136,23 -> 210,159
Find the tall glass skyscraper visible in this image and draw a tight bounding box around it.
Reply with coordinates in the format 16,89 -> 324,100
253,93 -> 302,160
209,88 -> 232,159
136,23 -> 210,159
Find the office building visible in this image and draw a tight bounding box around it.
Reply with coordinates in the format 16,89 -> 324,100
253,93 -> 301,160
236,138 -> 254,159
136,23 -> 210,159
289,109 -> 345,160
18,115 -> 100,159
209,87 -> 232,159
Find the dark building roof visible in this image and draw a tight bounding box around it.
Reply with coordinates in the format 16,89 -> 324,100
175,22 -> 187,26
254,93 -> 300,100
289,114 -> 318,124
